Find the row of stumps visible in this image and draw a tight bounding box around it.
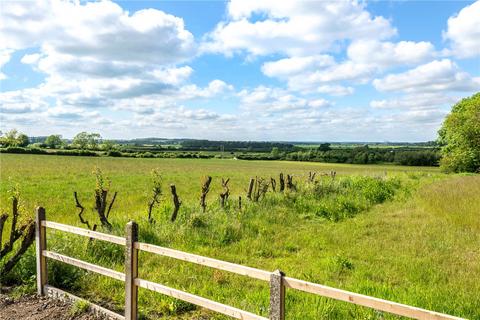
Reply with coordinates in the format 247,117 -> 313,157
35,207 -> 286,320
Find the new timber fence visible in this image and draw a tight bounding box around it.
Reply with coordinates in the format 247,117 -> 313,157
35,207 -> 465,320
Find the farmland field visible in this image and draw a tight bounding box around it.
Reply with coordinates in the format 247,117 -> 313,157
0,154 -> 479,319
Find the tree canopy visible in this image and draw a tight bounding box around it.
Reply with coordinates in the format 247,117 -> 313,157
45,134 -> 63,148
0,129 -> 29,147
438,92 -> 480,173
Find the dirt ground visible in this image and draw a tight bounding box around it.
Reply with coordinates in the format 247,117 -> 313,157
0,294 -> 106,320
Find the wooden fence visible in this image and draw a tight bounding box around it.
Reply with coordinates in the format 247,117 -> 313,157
35,207 -> 466,320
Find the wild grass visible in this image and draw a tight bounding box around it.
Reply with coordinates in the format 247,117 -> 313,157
0,154 -> 478,319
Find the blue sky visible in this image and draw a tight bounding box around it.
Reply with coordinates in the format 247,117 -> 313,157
1,0 -> 479,141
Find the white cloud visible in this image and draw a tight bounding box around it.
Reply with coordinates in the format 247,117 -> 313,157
1,0 -> 236,126
202,0 -> 395,56
443,0 -> 480,58
0,49 -> 13,80
1,0 -> 198,109
238,86 -> 333,113
179,80 -> 234,99
261,55 -> 335,78
0,88 -> 47,114
347,40 -> 436,67
370,93 -> 459,110
308,99 -> 331,108
1,1 -> 195,64
373,59 -> 480,93
316,85 -> 354,96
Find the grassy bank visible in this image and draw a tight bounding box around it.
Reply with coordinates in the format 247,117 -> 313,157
0,154 -> 478,319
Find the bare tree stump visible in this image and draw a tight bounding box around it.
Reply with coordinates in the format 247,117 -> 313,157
279,173 -> 285,192
247,178 -> 255,200
219,178 -> 230,208
170,184 -> 181,222
271,178 -> 277,192
200,176 -> 212,213
286,174 -> 296,191
253,177 -> 269,202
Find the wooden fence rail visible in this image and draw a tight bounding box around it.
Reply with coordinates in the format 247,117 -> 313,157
35,207 -> 466,320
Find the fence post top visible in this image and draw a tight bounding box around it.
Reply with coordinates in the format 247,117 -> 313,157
272,269 -> 285,277
126,220 -> 137,227
35,206 -> 46,218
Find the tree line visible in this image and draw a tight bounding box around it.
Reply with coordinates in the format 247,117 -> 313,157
1,92 -> 478,172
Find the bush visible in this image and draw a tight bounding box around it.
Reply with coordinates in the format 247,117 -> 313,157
0,147 -> 47,154
107,150 -> 122,157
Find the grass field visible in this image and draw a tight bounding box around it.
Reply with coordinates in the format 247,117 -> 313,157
0,154 -> 479,319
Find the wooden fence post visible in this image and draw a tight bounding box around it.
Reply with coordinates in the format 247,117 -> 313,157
269,269 -> 285,320
125,221 -> 138,320
35,207 -> 47,296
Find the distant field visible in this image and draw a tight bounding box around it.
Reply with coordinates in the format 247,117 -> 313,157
0,154 -> 478,319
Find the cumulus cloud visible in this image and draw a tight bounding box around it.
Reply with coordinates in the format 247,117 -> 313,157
238,86 -> 333,114
373,59 -> 480,93
0,0 -> 237,131
0,0 -> 202,114
443,0 -> 480,58
202,0 -> 395,56
261,55 -> 335,78
1,0 -> 195,64
347,40 -> 436,67
370,93 -> 460,110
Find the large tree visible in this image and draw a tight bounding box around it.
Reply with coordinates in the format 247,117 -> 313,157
438,92 -> 480,173
45,134 -> 63,148
0,129 -> 29,147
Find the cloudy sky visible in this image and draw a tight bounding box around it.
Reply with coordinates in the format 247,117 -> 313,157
1,0 -> 479,141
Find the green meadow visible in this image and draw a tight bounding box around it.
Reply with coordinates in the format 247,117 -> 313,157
0,154 -> 478,319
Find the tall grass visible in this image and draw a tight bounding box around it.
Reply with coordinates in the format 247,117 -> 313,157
0,154 -> 478,319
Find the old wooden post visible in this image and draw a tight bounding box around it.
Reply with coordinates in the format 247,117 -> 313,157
270,269 -> 285,320
35,207 -> 47,296
125,221 -> 138,320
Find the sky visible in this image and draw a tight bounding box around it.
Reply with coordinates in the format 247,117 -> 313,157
0,0 -> 479,142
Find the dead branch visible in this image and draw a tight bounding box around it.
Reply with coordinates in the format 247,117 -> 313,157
247,178 -> 255,200
147,170 -> 162,223
92,167 -> 114,229
286,174 -> 297,191
200,176 -> 212,213
0,194 -> 35,280
170,184 -> 181,222
106,191 -> 117,219
1,220 -> 34,278
330,170 -> 337,179
0,213 -> 7,252
252,177 -> 269,202
74,191 -> 94,230
270,178 -> 277,192
279,173 -> 285,192
238,196 -> 242,211
220,178 -> 230,208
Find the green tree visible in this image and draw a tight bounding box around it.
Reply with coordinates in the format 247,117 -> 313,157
0,129 -> 29,147
88,133 -> 101,149
438,92 -> 480,173
45,134 -> 63,149
100,140 -> 115,151
17,134 -> 29,147
72,132 -> 89,149
270,147 -> 280,159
